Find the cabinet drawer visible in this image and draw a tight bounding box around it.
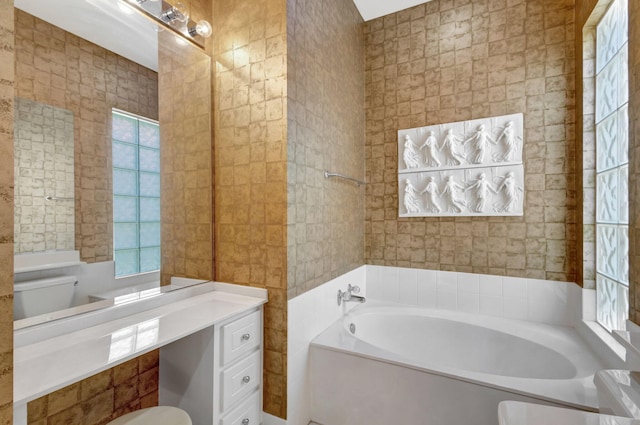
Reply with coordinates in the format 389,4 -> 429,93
220,391 -> 260,425
221,350 -> 260,411
222,310 -> 261,365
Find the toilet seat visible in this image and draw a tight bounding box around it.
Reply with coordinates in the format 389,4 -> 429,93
107,407 -> 192,425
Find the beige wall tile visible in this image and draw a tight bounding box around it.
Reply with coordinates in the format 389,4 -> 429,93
0,0 -> 12,422
286,0 -> 366,298
365,0 -> 578,282
213,0 -> 288,418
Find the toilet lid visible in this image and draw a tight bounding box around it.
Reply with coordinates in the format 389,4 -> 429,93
107,407 -> 192,425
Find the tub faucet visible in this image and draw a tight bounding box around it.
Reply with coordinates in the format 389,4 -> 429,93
337,284 -> 366,306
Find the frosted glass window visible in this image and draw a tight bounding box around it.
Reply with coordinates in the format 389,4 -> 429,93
112,110 -> 161,277
595,0 -> 628,331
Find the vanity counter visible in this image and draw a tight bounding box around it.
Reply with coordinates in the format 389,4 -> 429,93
14,286 -> 267,405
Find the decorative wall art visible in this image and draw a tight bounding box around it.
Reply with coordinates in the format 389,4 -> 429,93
398,113 -> 524,217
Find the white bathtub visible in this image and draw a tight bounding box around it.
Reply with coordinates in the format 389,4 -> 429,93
310,303 -> 607,425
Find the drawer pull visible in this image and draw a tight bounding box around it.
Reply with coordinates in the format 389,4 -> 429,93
242,419 -> 250,425
241,333 -> 251,341
242,375 -> 251,384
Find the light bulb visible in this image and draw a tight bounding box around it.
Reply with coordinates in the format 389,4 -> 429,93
188,20 -> 212,38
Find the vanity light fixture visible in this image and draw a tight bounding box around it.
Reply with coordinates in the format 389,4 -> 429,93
121,0 -> 209,48
161,2 -> 189,23
188,20 -> 212,38
117,0 -> 136,15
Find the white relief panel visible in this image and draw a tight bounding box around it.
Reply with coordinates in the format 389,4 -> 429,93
399,165 -> 524,217
397,113 -> 524,173
398,113 -> 524,217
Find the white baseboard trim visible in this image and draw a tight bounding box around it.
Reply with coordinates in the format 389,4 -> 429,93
263,412 -> 287,425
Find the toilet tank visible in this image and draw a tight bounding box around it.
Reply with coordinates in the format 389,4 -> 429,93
14,276 -> 77,320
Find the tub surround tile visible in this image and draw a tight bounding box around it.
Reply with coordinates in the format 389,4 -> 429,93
503,276 -> 529,298
398,268 -> 418,306
479,294 -> 504,317
367,265 -> 582,326
479,274 -> 503,296
287,266 -> 366,425
503,296 -> 529,321
437,288 -> 458,311
458,292 -> 480,314
417,278 -> 437,309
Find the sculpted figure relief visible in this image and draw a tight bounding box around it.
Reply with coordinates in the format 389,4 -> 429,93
403,179 -> 422,213
420,131 -> 441,167
420,176 -> 441,213
440,175 -> 466,213
494,171 -> 523,213
402,135 -> 421,169
465,173 -> 496,213
464,124 -> 495,164
439,129 -> 466,166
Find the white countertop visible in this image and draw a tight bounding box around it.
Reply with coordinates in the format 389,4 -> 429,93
498,401 -> 640,425
14,288 -> 267,405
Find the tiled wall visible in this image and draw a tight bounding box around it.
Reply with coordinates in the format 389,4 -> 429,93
14,98 -> 75,253
212,0 -> 289,418
629,0 -> 640,324
158,30 -> 213,285
14,10 -> 158,263
364,0 -> 578,282
286,0 -> 365,298
0,1 -> 13,423
27,349 -> 159,425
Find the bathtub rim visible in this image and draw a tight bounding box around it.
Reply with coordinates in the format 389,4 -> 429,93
311,301 -> 604,411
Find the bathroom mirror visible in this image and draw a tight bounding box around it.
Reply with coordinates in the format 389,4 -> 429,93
12,0 -> 212,327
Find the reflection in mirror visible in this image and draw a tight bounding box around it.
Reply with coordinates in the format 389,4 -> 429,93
12,0 -> 212,327
14,98 -> 75,253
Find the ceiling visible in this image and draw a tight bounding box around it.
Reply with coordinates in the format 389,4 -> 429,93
352,0 -> 431,21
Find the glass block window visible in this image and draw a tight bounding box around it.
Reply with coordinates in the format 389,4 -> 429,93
112,110 -> 161,277
595,0 -> 628,331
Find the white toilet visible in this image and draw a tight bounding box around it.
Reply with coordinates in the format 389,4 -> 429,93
107,406 -> 191,425
13,275 -> 76,320
594,369 -> 640,418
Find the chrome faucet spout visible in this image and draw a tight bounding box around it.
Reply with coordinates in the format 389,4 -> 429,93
337,284 -> 366,306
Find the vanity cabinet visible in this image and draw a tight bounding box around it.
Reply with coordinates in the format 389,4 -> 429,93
160,307 -> 264,425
